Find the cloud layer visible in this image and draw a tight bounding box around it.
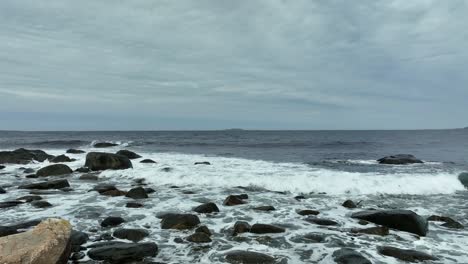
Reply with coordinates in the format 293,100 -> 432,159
0,0 -> 467,130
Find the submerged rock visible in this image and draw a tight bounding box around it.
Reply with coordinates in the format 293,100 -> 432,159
88,242 -> 158,262
253,206 -> 276,211
250,224 -> 285,234
427,215 -> 464,229
225,250 -> 275,264
194,161 -> 211,165
36,164 -> 73,177
101,216 -> 125,228
193,202 -> 220,214
186,232 -> 212,243
224,195 -> 246,206
351,210 -> 428,236
333,248 -> 371,264
0,200 -> 24,209
17,195 -> 43,202
161,214 -> 200,230
233,221 -> 251,236
85,152 -> 133,171
458,172 -> 468,188
66,149 -> 85,154
116,150 -> 142,159
305,217 -> 339,226
19,179 -> 70,190
378,246 -> 437,262
0,148 -> 54,164
75,167 -> 90,173
140,159 -> 157,163
79,174 -> 99,181
351,226 -> 389,236
126,202 -> 144,208
0,187 -> 5,194
0,165 -> 5,170
342,199 -> 357,209
93,184 -> 117,193
93,142 -> 118,148
0,220 -> 42,237
0,218 -> 72,264
31,200 -> 52,208
113,228 -> 149,242
50,154 -> 75,163
125,187 -> 148,199
297,210 -> 320,216
377,154 -> 423,165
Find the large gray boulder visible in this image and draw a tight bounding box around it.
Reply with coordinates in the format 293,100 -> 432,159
377,154 -> 423,165
36,164 -> 73,177
85,152 -> 132,171
0,148 -> 54,164
351,210 -> 428,236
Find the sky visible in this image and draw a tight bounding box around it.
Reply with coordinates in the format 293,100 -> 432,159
0,0 -> 467,130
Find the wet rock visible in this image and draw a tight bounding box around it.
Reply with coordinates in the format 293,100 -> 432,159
0,148 -> 54,164
25,174 -> 38,178
342,199 -> 357,209
161,214 -> 200,230
377,154 -> 423,165
0,200 -> 23,209
459,172 -> 468,188
297,210 -> 320,216
333,248 -> 372,264
225,250 -> 275,264
126,187 -> 148,199
85,152 -> 132,171
23,168 -> 35,174
19,179 -> 70,190
193,202 -> 220,214
75,167 -> 90,173
113,228 -> 149,242
194,161 -> 211,165
102,189 -> 127,197
145,187 -> 156,194
36,164 -> 73,177
233,221 -> 251,236
67,149 -> 85,154
0,187 -> 5,194
0,218 -> 72,264
250,224 -> 285,234
93,184 -> 117,193
195,226 -> 212,236
351,226 -> 389,236
93,142 -> 118,148
0,220 -> 42,237
70,252 -> 85,261
116,150 -> 142,159
378,246 -> 437,262
295,195 -> 306,201
186,232 -> 212,243
31,200 -> 52,208
79,174 -> 99,181
87,242 -> 158,262
126,202 -> 144,208
0,165 -> 4,170
101,216 -> 125,228
253,206 -> 276,211
224,195 -> 246,206
50,154 -> 75,163
161,167 -> 173,172
303,233 -> 326,243
428,215 -> 464,229
140,159 -> 157,164
305,217 -> 339,226
70,230 -> 89,252
351,210 -> 428,236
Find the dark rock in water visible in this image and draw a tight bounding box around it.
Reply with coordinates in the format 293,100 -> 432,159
441,221 -> 464,229
295,195 -> 306,201
428,215 -> 464,229
378,246 -> 437,262
297,210 -> 320,216
144,187 -> 156,194
25,174 -> 38,178
70,252 -> 85,261
79,174 -> 99,181
458,172 -> 468,188
70,230 -> 89,252
233,221 -> 251,236
194,161 -> 211,165
85,152 -> 132,171
0,200 -> 23,209
377,154 -> 423,165
161,214 -> 200,230
195,226 -> 212,236
101,189 -> 126,197
19,179 -> 70,189
224,195 -> 246,206
125,187 -> 148,199
87,242 -> 158,262
333,248 -> 372,264
93,142 -> 118,148
93,184 -> 117,194
23,168 -> 35,174
193,202 -> 220,214
225,250 -> 275,264
0,187 -> 5,194
36,164 -> 73,177
351,210 -> 428,236
50,154 -> 75,163
186,232 -> 212,243
303,233 -> 326,243
342,200 -> 357,209
31,200 -> 52,208
0,226 -> 19,237
161,167 -> 173,172
126,202 -> 144,208
0,165 -> 4,170
67,149 -> 85,154
113,228 -> 149,242
101,216 -> 125,228
305,217 -> 339,226
140,159 -> 156,164
0,220 -> 42,237
351,226 -> 389,236
250,224 -> 285,234
0,148 -> 54,164
253,206 -> 276,211
116,150 -> 142,159
75,167 -> 90,173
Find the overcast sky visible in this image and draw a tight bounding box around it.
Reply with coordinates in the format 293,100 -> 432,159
0,0 -> 467,130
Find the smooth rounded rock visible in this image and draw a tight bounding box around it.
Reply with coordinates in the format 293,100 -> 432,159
36,164 -> 72,177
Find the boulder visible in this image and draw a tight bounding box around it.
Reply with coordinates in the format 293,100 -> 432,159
125,187 -> 148,199
193,202 -> 220,214
116,150 -> 142,159
140,159 -> 156,164
36,164 -> 73,177
161,214 -> 200,230
351,210 -> 428,236
126,202 -> 144,208
427,215 -> 464,229
195,226 -> 212,236
93,142 -> 118,148
31,200 -> 52,208
333,248 -> 372,264
23,168 -> 35,174
194,161 -> 211,165
0,187 -> 5,194
378,246 -> 437,262
19,179 -> 70,190
101,216 -> 125,228
297,210 -> 320,216
101,189 -> 127,196
225,250 -> 275,264
342,199 -> 357,209
233,221 -> 251,236
351,226 -> 389,236
253,206 -> 276,211
377,154 -> 423,165
224,195 -> 246,206
0,165 -> 5,170
50,155 -> 75,163
305,217 -> 339,226
70,230 -> 89,252
250,224 -> 285,234
93,184 -> 117,193
85,152 -> 132,171
0,218 -> 72,264
458,172 -> 468,188
75,167 -> 90,173
186,232 -> 212,243
0,201 -> 23,209
0,220 -> 42,238
66,149 -> 85,154
79,174 -> 99,181
17,195 -> 43,203
87,242 -> 158,262
0,148 -> 54,164
113,228 -> 149,242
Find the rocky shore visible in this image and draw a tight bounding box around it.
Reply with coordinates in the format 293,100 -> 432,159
0,147 -> 467,263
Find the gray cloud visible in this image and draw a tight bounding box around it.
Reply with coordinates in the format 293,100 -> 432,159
0,0 -> 467,130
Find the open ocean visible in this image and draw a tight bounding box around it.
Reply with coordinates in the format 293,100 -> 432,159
1,129 -> 467,263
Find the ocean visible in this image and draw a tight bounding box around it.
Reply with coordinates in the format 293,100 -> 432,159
0,130 -> 467,263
